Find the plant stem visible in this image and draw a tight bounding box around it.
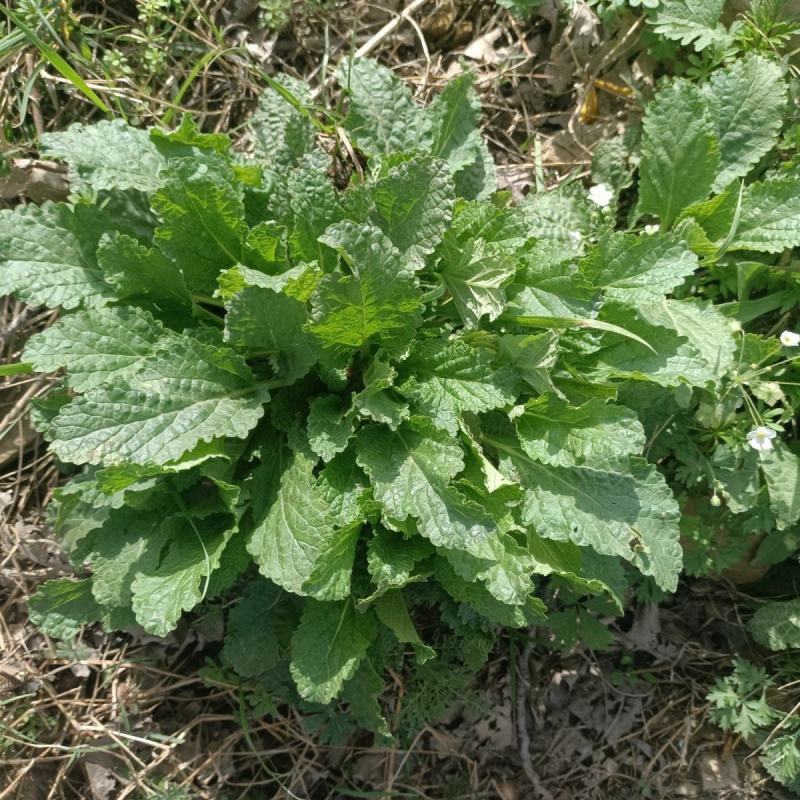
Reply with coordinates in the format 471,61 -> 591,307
192,293 -> 225,308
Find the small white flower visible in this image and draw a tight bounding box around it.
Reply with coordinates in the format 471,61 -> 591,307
780,330 -> 800,347
588,183 -> 613,208
746,426 -> 777,453
569,230 -> 583,245
644,224 -> 660,235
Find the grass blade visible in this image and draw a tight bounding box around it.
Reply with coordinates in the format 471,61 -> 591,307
502,314 -> 656,353
0,6 -> 110,115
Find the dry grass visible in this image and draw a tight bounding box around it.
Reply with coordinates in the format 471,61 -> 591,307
1,0 -> 648,192
1,546 -> 782,799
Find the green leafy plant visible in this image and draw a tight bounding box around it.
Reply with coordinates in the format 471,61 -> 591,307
750,599 -> 800,651
735,0 -> 800,59
647,0 -> 736,53
709,658 -> 800,792
6,49 -> 800,738
709,658 -> 778,738
606,53 -> 800,588
589,0 -> 798,80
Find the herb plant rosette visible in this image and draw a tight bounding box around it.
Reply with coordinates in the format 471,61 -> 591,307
5,56 -> 799,727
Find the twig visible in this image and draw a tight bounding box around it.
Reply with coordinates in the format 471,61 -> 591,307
0,755 -> 41,800
748,696 -> 800,761
354,0 -> 430,60
0,376 -> 52,435
516,641 -> 554,800
309,0 -> 430,100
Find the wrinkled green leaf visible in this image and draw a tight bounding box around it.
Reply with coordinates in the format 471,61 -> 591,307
704,55 -> 787,192
49,335 -> 265,466
515,397 -> 645,468
0,203 -> 115,310
338,58 -> 426,161
41,119 -> 165,193
290,600 -> 377,703
309,221 -> 423,352
357,421 -> 495,552
749,600 -> 800,651
28,578 -> 104,639
398,338 -> 517,435
638,80 -> 719,227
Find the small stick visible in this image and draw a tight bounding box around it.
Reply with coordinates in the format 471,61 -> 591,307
309,0 -> 430,100
516,641 -> 554,800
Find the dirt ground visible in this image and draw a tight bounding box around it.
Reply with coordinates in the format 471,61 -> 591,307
0,1 -> 795,798
1,503 -> 789,798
